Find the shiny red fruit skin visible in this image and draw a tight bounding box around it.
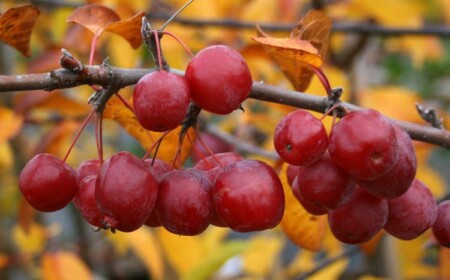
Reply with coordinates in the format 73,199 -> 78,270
156,169 -> 212,235
328,187 -> 388,244
96,151 -> 158,232
144,158 -> 173,183
213,160 -> 285,232
291,176 -> 328,215
328,109 -> 399,180
133,70 -> 190,132
194,152 -> 244,183
286,164 -> 300,186
384,179 -> 437,240
185,45 -> 252,114
19,153 -> 79,212
432,200 -> 450,247
274,109 -> 328,166
73,175 -> 104,227
76,159 -> 101,182
358,125 -> 417,199
295,152 -> 355,210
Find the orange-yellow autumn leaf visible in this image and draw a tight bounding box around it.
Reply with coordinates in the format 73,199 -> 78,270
291,10 -> 332,60
0,4 -> 40,56
0,254 -> 9,269
67,4 -> 144,49
252,9 -> 331,91
279,163 -> 327,251
0,107 -> 23,142
67,4 -> 120,35
104,11 -> 145,49
41,251 -> 92,280
12,222 -> 47,255
18,197 -> 36,235
438,247 -> 450,279
103,94 -> 194,165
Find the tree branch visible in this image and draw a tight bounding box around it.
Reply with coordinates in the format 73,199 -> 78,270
147,13 -> 450,37
2,66 -> 450,149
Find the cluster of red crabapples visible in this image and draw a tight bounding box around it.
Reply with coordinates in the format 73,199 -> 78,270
18,44 -> 287,235
275,108 -> 450,247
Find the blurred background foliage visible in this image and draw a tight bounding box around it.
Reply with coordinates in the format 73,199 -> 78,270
0,0 -> 450,279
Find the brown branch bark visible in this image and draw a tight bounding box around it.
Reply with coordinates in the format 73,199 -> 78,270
147,13 -> 450,37
1,66 -> 450,149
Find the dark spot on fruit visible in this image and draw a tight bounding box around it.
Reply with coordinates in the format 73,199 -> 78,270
285,143 -> 292,152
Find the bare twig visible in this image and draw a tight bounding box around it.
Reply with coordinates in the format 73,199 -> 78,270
146,13 -> 450,37
2,66 -> 450,149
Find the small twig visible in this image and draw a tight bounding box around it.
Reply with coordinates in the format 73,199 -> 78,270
2,67 -> 450,149
415,103 -> 444,129
146,13 -> 450,37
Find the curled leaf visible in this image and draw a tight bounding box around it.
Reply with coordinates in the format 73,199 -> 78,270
0,5 -> 40,57
105,11 -> 145,49
279,164 -> 327,251
67,4 -> 120,35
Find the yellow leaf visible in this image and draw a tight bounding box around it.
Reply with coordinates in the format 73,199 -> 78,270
415,162 -> 446,200
0,141 -> 13,170
12,222 -> 46,255
67,4 -> 120,35
156,228 -> 206,276
279,163 -> 327,251
0,107 -> 23,142
41,251 -> 92,280
103,95 -> 194,165
105,11 -> 145,49
386,36 -> 444,67
0,4 -> 40,56
358,86 -> 424,123
396,233 -> 437,279
124,228 -> 165,280
240,0 -> 278,22
183,241 -> 248,280
241,235 -> 284,276
438,247 -> 450,279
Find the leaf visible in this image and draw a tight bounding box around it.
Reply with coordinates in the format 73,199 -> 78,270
291,10 -> 332,60
41,251 -> 92,280
279,163 -> 327,251
67,5 -> 144,49
252,9 -> 331,91
438,247 -> 450,279
67,4 -> 120,35
103,95 -> 194,165
105,11 -> 145,49
252,37 -> 322,91
0,5 -> 40,56
241,235 -> 284,276
18,197 -> 36,235
34,120 -> 80,159
123,228 -> 165,280
156,228 -> 207,276
183,241 -> 248,280
12,222 -> 47,255
0,254 -> 9,269
0,107 -> 23,142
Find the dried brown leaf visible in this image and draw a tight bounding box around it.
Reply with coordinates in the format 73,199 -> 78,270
0,5 -> 40,57
105,11 -> 145,49
67,4 -> 120,35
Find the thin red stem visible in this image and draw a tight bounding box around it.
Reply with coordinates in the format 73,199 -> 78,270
311,66 -> 332,95
62,108 -> 96,163
95,112 -> 104,163
185,130 -> 212,169
160,30 -> 195,57
115,93 -> 134,112
142,130 -> 171,160
153,30 -> 164,70
89,31 -> 101,65
193,129 -> 225,168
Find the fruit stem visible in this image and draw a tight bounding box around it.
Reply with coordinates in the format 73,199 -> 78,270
193,129 -> 225,168
115,93 -> 134,112
153,30 -> 164,70
95,112 -> 104,164
159,0 -> 194,31
62,108 -> 96,163
161,30 -> 195,58
311,66 -> 332,96
142,130 -> 171,161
